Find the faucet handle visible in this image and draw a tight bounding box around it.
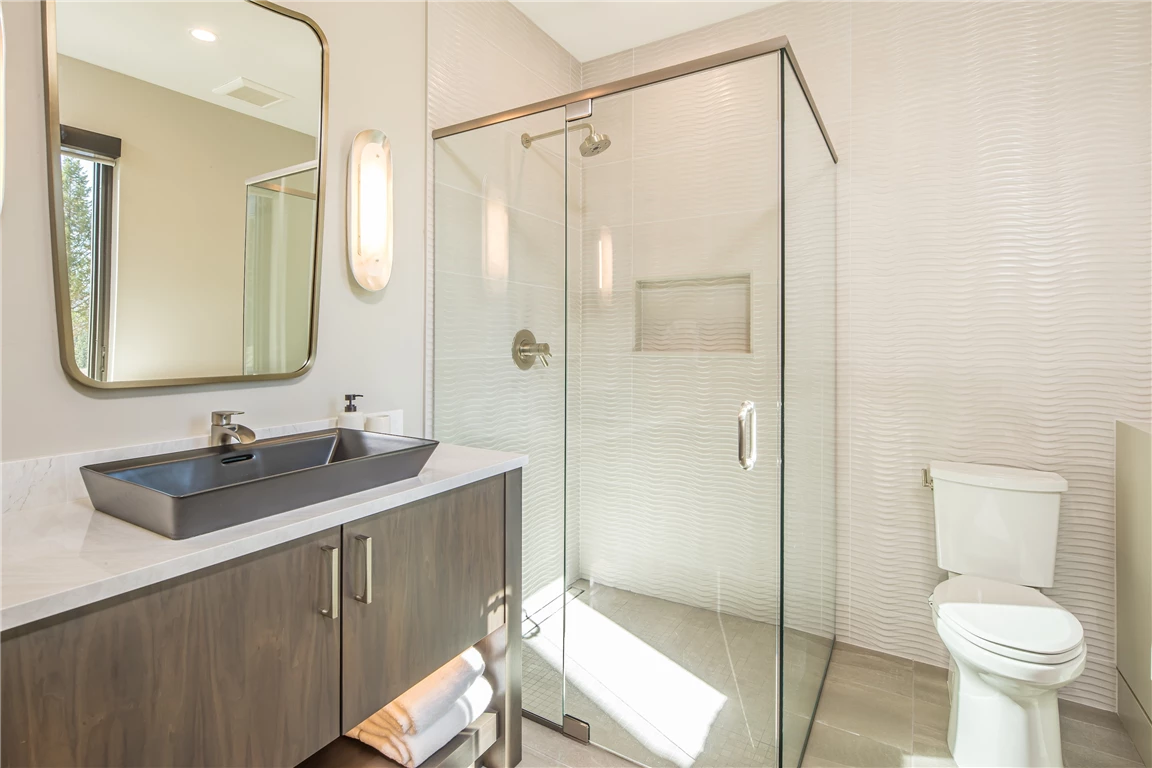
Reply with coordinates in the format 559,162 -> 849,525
212,410 -> 244,426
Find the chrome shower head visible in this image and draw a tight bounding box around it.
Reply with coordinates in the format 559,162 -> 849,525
579,132 -> 612,157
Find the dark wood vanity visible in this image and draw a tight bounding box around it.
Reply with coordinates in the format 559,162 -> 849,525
0,471 -> 522,768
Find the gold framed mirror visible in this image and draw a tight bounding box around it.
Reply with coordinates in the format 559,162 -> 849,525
42,0 -> 328,389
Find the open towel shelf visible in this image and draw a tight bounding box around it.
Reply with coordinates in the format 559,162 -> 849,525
298,711 -> 499,768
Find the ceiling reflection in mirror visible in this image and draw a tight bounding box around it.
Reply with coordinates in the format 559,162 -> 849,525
49,0 -> 325,386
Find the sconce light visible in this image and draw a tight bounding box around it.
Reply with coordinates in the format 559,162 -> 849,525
347,129 -> 393,291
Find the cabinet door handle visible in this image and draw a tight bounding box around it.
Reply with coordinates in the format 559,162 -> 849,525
321,545 -> 339,619
354,535 -> 373,604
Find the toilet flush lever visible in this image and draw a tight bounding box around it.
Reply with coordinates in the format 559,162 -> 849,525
922,468 -> 934,489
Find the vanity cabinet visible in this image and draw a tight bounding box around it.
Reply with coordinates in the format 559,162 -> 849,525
0,528 -> 342,768
0,470 -> 522,768
340,476 -> 506,731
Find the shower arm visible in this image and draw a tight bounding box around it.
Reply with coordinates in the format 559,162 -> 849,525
520,123 -> 595,149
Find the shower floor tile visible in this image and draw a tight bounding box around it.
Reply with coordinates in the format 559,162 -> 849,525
524,640 -> 1143,768
520,580 -> 834,768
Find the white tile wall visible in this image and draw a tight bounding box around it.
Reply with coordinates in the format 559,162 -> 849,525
431,0 -> 1152,712
427,0 -> 582,614
574,56 -> 788,624
839,1 -> 1151,710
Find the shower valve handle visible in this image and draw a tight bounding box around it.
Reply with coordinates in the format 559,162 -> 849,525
512,330 -> 551,369
522,341 -> 551,366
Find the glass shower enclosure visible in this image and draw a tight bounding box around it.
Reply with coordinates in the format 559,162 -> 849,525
432,39 -> 836,768
242,163 -> 318,375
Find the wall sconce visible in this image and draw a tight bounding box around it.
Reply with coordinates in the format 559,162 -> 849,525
347,129 -> 392,291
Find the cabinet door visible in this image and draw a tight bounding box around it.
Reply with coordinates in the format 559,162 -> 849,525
342,476 -> 506,731
1,528 -> 342,768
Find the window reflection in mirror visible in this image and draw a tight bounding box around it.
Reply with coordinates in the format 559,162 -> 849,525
52,1 -> 324,384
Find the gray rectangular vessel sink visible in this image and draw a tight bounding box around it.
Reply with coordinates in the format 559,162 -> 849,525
81,429 -> 439,539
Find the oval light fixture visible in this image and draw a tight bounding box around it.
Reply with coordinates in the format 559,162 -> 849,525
347,129 -> 393,291
190,28 -> 217,42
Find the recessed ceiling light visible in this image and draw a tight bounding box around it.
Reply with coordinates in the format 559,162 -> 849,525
190,28 -> 217,43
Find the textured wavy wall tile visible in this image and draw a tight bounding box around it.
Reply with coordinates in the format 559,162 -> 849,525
840,1 -> 1150,710
430,0 -> 1150,715
582,49 -> 634,89
576,52 -> 784,621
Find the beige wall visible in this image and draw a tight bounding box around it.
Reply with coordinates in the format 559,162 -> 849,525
1,0 -> 428,458
58,55 -> 317,380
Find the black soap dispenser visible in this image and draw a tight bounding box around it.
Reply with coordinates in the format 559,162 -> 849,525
338,394 -> 365,429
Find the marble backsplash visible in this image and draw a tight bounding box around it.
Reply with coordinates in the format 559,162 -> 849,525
1,419 -> 337,515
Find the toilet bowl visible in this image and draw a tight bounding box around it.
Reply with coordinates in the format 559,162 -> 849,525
930,574 -> 1086,768
927,460 -> 1083,766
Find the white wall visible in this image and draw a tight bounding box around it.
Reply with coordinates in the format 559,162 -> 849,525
1,0 -> 428,460
588,0 -> 1150,710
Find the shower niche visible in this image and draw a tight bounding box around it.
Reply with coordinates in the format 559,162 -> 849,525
433,38 -> 836,768
634,274 -> 753,354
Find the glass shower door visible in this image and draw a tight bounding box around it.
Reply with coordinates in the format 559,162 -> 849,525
559,53 -> 783,768
431,107 -> 571,726
779,55 -> 838,768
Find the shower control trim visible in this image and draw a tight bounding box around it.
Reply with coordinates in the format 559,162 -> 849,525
513,329 -> 552,370
738,401 -> 757,470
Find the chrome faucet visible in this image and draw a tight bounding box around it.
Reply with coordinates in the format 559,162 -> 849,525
211,411 -> 256,446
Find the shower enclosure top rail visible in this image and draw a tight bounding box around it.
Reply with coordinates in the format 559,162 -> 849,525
430,36 -> 838,163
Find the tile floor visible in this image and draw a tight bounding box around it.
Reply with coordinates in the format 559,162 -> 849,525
521,580 -> 833,768
521,640 -> 1148,768
802,644 -> 1146,768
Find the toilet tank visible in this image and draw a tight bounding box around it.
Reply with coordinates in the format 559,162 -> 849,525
930,461 -> 1068,588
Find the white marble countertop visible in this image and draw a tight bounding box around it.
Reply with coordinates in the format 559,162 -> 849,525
1,443 -> 527,632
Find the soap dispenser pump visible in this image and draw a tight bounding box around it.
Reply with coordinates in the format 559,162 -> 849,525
337,394 -> 366,429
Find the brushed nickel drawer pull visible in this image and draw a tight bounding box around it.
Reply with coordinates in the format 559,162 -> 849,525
354,534 -> 373,604
321,545 -> 339,619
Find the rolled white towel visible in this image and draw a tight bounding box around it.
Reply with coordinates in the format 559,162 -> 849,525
349,674 -> 494,768
385,647 -> 485,735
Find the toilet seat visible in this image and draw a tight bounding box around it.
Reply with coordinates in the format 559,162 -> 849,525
930,575 -> 1084,665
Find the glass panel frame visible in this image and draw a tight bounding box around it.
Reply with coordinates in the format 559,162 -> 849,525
430,37 -> 838,768
432,107 -> 571,728
779,51 -> 838,768
561,54 -> 782,768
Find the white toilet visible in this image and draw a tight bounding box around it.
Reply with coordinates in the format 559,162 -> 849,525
928,461 -> 1087,768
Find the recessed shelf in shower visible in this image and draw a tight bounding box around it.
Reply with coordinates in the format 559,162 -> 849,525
633,274 -> 752,354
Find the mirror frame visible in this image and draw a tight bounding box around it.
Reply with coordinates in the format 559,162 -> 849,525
41,0 -> 329,389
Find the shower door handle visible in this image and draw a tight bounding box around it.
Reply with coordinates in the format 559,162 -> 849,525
738,401 -> 757,470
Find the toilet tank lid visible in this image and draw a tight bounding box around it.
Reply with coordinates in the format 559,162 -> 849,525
930,461 -> 1068,492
